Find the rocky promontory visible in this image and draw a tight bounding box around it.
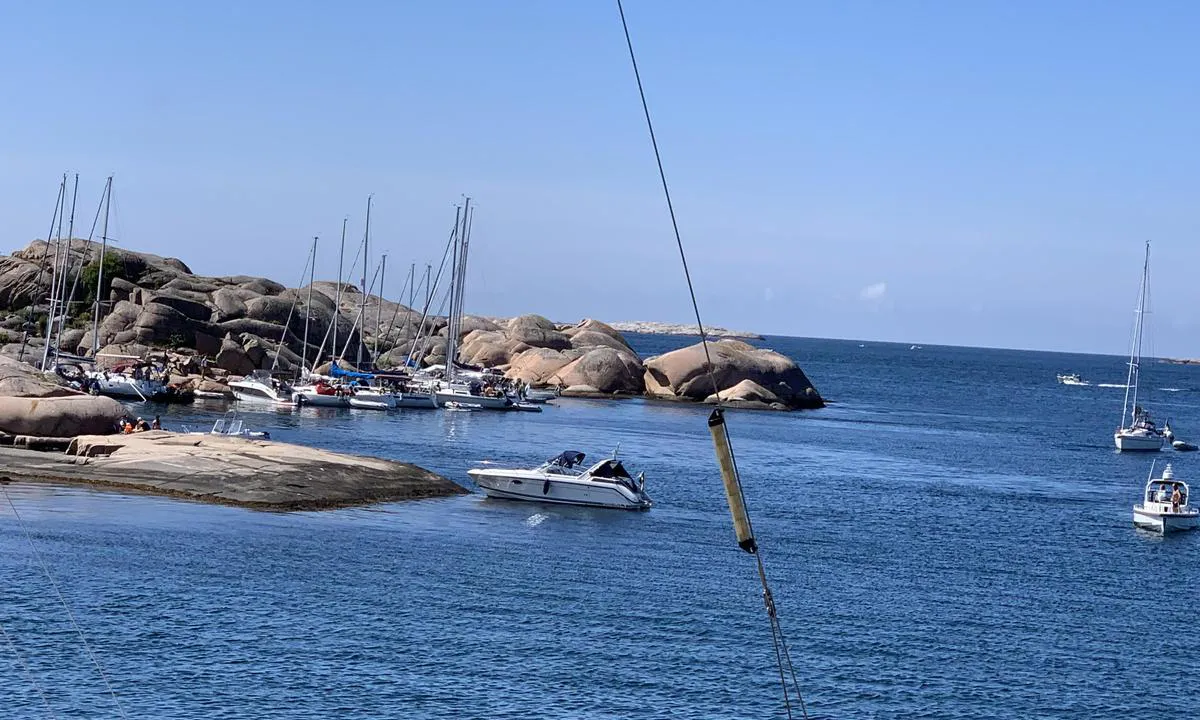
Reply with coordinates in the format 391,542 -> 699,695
0,431 -> 465,510
609,321 -> 763,340
0,239 -> 823,409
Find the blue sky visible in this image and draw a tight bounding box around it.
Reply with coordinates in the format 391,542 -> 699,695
2,1 -> 1198,355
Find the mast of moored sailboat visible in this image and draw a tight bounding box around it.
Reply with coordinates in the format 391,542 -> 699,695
1120,241 -> 1151,431
301,236 -> 318,374
89,176 -> 114,357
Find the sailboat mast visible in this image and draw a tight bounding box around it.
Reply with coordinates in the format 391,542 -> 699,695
444,204 -> 462,383
374,254 -> 387,361
90,177 -> 114,357
357,195 -> 372,368
333,217 -> 347,366
1120,242 -> 1150,428
49,173 -> 80,366
302,236 -> 317,373
40,176 -> 67,370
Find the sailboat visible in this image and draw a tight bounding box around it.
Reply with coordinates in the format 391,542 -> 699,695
1114,242 -> 1164,452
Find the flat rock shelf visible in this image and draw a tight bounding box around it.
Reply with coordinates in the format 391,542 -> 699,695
0,431 -> 466,510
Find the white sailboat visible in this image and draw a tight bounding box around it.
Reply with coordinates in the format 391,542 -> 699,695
1114,242 -> 1164,452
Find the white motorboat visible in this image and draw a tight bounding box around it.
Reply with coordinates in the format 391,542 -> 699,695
522,387 -> 560,403
230,370 -> 296,405
468,450 -> 652,510
1057,373 -> 1087,386
86,370 -> 167,401
1133,464 -> 1199,533
395,390 -> 438,409
292,381 -> 351,407
188,410 -> 271,439
1115,243 -> 1164,452
347,388 -> 397,410
434,384 -> 512,410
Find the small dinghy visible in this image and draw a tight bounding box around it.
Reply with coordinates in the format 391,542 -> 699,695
1163,422 -> 1197,451
1133,464 -> 1199,533
188,411 -> 270,439
443,401 -> 481,412
509,402 -> 543,413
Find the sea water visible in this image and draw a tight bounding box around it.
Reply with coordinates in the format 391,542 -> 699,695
1,335 -> 1197,718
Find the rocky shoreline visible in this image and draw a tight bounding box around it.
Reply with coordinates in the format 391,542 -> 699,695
0,432 -> 465,510
0,239 -> 823,410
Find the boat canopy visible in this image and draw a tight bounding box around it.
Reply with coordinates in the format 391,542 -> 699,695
331,364 -> 375,380
549,451 -> 586,468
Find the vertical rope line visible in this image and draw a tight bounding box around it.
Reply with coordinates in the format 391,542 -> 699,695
2,488 -> 128,719
616,0 -> 722,403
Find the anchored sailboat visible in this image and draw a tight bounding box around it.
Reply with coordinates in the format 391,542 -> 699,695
1114,242 -> 1164,452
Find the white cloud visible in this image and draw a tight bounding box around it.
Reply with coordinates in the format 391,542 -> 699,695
860,282 -> 887,301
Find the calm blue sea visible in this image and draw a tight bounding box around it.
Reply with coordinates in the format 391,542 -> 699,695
2,335 -> 1197,719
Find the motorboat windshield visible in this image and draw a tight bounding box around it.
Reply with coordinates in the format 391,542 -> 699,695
541,451 -> 586,474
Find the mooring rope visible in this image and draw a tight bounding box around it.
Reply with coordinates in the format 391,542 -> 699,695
2,487 -> 129,719
615,2 -> 809,717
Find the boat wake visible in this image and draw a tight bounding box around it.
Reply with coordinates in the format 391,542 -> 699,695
1097,383 -> 1129,389
525,513 -> 549,528
1160,387 -> 1185,393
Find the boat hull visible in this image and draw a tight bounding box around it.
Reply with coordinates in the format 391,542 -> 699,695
468,470 -> 651,510
1133,506 -> 1200,533
435,389 -> 511,409
395,393 -> 437,409
1115,432 -> 1164,452
293,390 -> 349,407
348,393 -> 396,410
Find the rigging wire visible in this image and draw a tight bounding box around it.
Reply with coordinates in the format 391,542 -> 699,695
615,2 -> 808,717
0,619 -> 57,719
1,487 -> 129,719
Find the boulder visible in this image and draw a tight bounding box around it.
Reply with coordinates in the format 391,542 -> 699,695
245,295 -> 295,326
109,277 -> 137,304
133,302 -> 194,346
0,356 -> 77,397
507,314 -> 557,332
505,347 -> 582,386
0,255 -> 47,310
161,276 -> 222,295
702,379 -> 786,410
550,347 -> 644,395
459,315 -> 501,336
193,330 -> 222,358
217,317 -> 287,340
644,340 -> 824,409
210,287 -> 249,321
197,379 -> 233,397
0,395 -> 126,437
147,292 -> 212,322
59,328 -> 87,355
96,300 -> 143,347
215,337 -> 255,375
569,329 -> 635,354
508,323 -> 571,351
238,277 -> 285,296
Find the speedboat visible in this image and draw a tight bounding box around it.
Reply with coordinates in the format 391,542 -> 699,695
188,410 -> 270,439
291,379 -> 350,407
1133,464 -> 1199,533
1057,373 -> 1087,386
468,450 -> 652,510
229,370 -> 296,406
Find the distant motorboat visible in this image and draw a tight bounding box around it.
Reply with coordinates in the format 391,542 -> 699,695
1172,441 -> 1198,452
1057,373 -> 1088,386
1133,464 -> 1199,533
468,450 -> 652,510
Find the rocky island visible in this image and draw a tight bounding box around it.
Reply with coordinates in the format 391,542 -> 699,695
0,238 -> 823,410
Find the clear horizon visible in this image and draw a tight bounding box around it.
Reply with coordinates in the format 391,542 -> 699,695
3,2 -> 1198,357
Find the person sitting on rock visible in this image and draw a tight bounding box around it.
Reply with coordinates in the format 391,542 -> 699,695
122,420 -> 135,434
151,416 -> 161,431
134,417 -> 150,432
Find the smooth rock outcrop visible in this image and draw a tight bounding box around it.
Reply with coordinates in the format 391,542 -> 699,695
550,347 -> 644,395
0,395 -> 126,436
0,356 -> 77,397
644,340 -> 824,409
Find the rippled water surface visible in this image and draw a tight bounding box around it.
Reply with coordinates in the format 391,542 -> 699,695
2,335 -> 1198,718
